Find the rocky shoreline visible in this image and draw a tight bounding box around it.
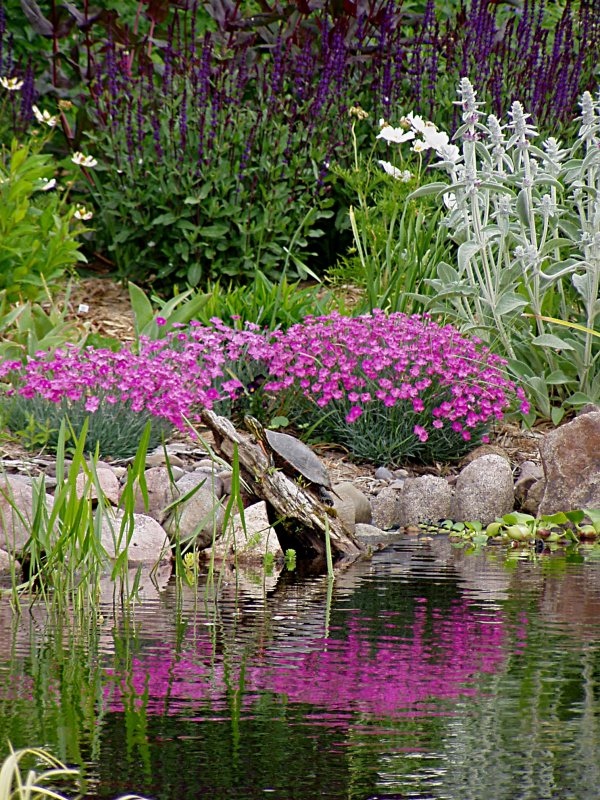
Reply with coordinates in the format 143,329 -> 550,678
2,408 -> 600,579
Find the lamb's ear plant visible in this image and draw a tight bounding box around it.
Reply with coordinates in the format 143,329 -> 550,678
409,78 -> 600,421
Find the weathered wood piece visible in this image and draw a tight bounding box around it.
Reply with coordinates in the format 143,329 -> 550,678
200,410 -> 365,561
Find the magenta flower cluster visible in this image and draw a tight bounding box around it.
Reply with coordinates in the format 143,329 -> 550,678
264,311 -> 529,444
0,320 -> 267,430
0,312 -> 528,457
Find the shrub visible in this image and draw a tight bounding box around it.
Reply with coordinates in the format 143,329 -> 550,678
0,137 -> 88,301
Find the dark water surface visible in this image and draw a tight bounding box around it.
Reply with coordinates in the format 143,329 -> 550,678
2,536 -> 600,800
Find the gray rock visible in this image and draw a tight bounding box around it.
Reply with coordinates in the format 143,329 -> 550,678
388,479 -> 406,490
332,488 -> 355,534
0,475 -> 54,553
145,451 -> 185,468
522,477 -> 544,515
164,479 -> 226,549
101,509 -> 171,564
178,469 -> 224,499
0,547 -> 13,574
397,475 -> 453,526
355,523 -> 389,543
452,454 -> 514,524
393,468 -> 409,479
334,481 -> 372,525
514,460 -> 544,510
217,470 -> 233,496
133,466 -> 178,522
374,466 -> 395,482
371,486 -> 402,529
75,466 -> 120,505
539,412 -> 600,514
231,501 -> 282,559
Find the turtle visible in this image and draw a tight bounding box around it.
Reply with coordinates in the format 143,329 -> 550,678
244,415 -> 335,504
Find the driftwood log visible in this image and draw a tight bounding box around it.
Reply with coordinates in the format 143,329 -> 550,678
201,410 -> 365,561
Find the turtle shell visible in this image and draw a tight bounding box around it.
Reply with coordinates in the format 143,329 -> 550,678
263,428 -> 332,489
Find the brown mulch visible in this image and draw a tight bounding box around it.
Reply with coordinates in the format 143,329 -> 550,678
57,275 -> 136,342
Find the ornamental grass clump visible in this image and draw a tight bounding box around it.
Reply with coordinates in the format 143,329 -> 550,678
264,311 -> 528,465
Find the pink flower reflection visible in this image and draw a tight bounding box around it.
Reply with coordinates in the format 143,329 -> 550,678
106,602 -> 506,720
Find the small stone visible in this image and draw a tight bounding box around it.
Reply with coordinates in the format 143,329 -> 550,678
145,452 -> 185,468
355,523 -> 388,543
388,479 -> 405,491
334,481 -> 372,525
371,486 -> 402,529
452,454 -> 514,525
374,467 -> 395,482
397,476 -> 453,526
0,547 -> 15,575
217,470 -> 233,496
101,509 -> 171,565
164,479 -> 226,549
393,468 -> 409,479
0,476 -> 54,553
75,466 -> 120,505
514,460 -> 544,505
133,466 -> 178,522
230,501 -> 282,560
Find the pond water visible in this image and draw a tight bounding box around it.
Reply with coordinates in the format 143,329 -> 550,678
1,535 -> 600,800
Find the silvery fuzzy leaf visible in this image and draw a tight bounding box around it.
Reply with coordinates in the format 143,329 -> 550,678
457,241 -> 480,274
494,292 -> 529,316
572,271 -> 595,300
515,189 -> 530,226
531,334 -> 575,350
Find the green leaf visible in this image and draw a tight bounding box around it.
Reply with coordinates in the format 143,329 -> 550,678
515,188 -> 530,226
201,224 -> 230,238
550,405 -> 565,426
531,333 -> 575,350
495,292 -> 528,315
545,369 -> 574,385
128,282 -> 154,336
407,182 -> 450,200
152,212 -> 179,226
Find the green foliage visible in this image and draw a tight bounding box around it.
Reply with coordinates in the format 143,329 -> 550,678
85,78 -> 335,291
0,139 -> 87,301
127,282 -> 211,343
301,397 -> 486,466
1,394 -> 171,460
194,271 -> 337,330
442,507 -> 600,553
0,284 -> 85,362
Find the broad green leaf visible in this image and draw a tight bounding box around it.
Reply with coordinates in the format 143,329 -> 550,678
494,292 -> 528,315
407,182 -> 449,200
531,333 -> 575,350
201,223 -> 230,238
152,211 -> 179,226
128,282 -> 154,335
545,369 -> 573,385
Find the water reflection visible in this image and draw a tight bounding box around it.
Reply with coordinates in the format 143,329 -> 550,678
1,536 -> 600,800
